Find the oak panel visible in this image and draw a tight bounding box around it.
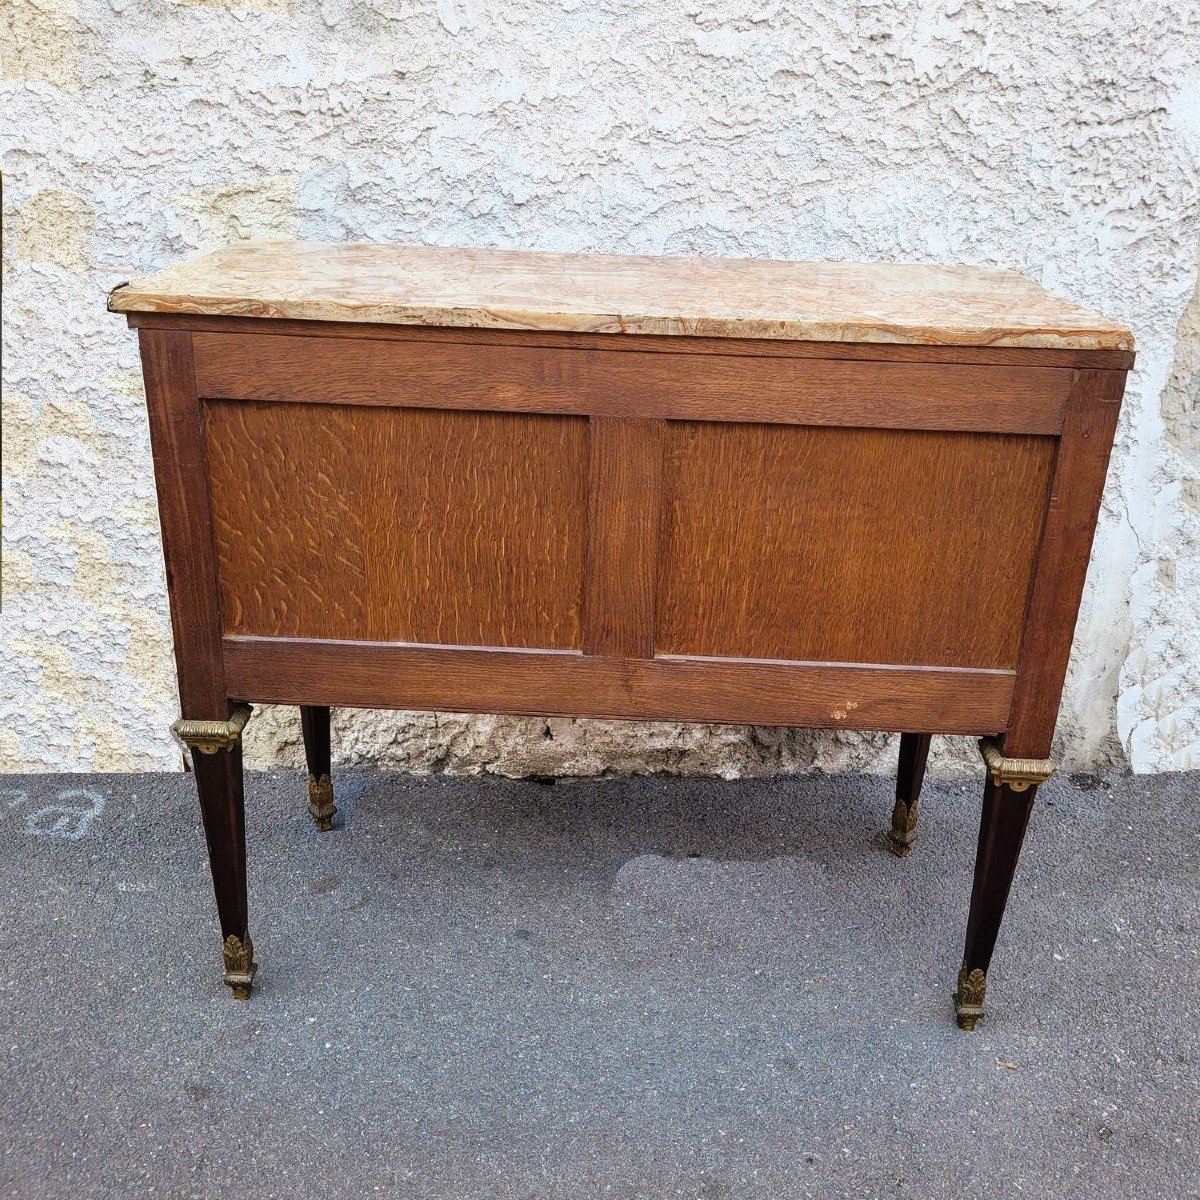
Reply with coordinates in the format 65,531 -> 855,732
581,418 -> 663,657
204,400 -> 588,648
657,423 -> 1056,669
193,332 -> 1072,433
223,635 -> 1015,734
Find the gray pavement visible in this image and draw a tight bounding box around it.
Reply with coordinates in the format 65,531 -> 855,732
0,765 -> 1197,1199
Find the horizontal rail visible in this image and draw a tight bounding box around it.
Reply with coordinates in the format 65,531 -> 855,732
223,636 -> 1014,734
192,332 -> 1074,434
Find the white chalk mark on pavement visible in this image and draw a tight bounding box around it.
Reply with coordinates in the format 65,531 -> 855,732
0,787 -> 107,841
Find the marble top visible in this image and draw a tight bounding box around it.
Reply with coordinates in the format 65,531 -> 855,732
109,241 -> 1133,351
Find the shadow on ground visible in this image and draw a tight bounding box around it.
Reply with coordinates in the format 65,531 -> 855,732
0,767 -> 1196,1198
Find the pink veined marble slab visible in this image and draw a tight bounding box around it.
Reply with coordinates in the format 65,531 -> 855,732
108,241 -> 1134,351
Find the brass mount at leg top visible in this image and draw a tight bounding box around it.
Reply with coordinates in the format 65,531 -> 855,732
173,704 -> 253,755
978,739 -> 1056,793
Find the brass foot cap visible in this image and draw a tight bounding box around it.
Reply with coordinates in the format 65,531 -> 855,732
955,966 -> 987,1031
226,978 -> 255,1001
889,800 -> 918,856
308,773 -> 337,831
223,934 -> 257,1000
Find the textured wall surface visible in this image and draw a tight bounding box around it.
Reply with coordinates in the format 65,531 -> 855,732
2,0 -> 1199,778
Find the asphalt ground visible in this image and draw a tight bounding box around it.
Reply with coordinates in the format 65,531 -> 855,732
1,766 -> 1197,1198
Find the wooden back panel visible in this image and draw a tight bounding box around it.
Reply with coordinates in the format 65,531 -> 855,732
198,331 -> 1063,667
204,400 -> 588,648
145,321 -> 1127,736
657,423 -> 1055,669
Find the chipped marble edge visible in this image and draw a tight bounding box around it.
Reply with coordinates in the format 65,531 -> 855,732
106,289 -> 1135,351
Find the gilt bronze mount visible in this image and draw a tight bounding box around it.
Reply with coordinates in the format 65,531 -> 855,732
978,738 -> 1056,793
308,773 -> 336,831
222,933 -> 257,1000
889,799 -> 919,857
955,966 -> 987,1030
172,704 -> 253,755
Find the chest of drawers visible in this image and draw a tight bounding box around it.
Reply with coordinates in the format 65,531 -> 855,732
110,242 -> 1132,1027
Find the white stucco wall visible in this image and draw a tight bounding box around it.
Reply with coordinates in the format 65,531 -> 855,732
2,0 -> 1198,777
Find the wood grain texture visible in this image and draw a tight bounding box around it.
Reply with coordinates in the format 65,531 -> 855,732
193,332 -> 1072,434
131,311 -> 1135,371
656,423 -> 1056,670
581,418 -> 663,657
223,636 -> 1015,733
1004,368 -> 1126,756
203,400 -> 588,649
137,329 -> 230,717
205,400 -> 368,640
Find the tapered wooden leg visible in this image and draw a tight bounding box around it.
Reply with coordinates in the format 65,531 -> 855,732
301,705 -> 336,830
955,738 -> 1057,1030
144,333 -> 257,999
191,742 -> 256,999
955,773 -> 1038,1030
890,732 -> 931,856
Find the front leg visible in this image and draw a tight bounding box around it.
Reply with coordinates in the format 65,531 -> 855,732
301,705 -> 336,830
955,739 -> 1055,1030
174,705 -> 256,999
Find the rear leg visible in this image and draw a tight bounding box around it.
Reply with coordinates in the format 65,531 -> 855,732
301,705 -> 336,830
890,733 -> 931,857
